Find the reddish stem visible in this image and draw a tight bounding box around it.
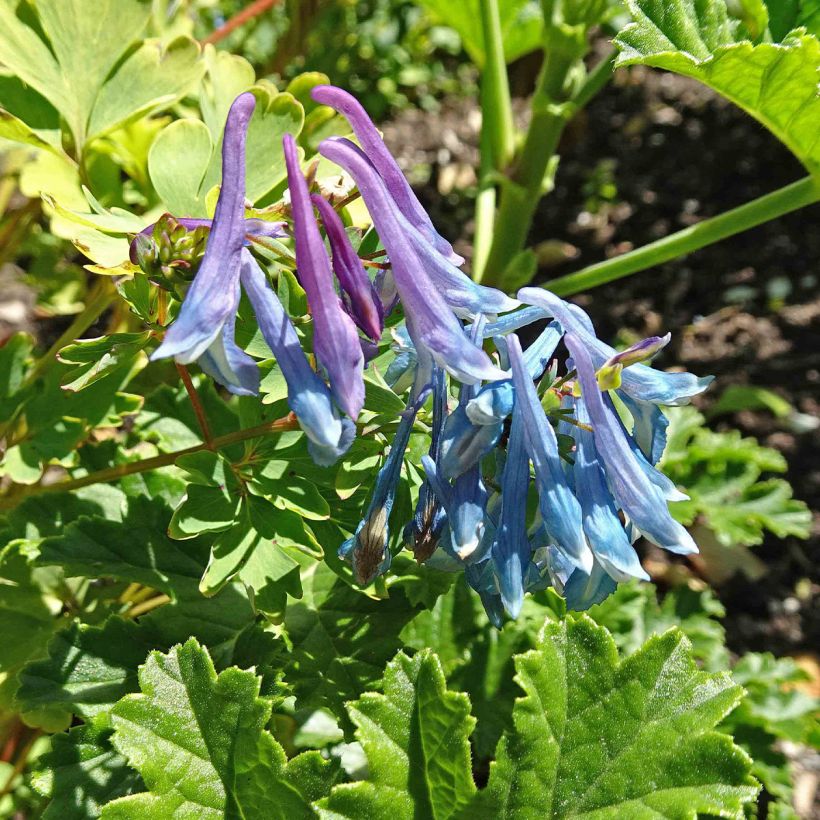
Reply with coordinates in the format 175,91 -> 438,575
202,0 -> 280,45
176,363 -> 214,447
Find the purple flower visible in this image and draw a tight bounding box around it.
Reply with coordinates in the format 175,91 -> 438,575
311,194 -> 383,341
318,138 -> 505,385
284,133 -> 365,420
312,84 -> 463,265
240,249 -> 354,466
151,93 -> 256,368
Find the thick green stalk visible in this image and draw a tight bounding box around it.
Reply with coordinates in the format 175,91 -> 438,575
479,46 -> 576,287
478,0 -> 515,169
473,0 -> 514,280
547,175 -> 820,296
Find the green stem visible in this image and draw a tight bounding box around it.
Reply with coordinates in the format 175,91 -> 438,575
480,46 -> 577,287
547,175 -> 820,297
573,49 -> 615,112
0,415 -> 301,511
478,0 -> 515,169
473,0 -> 514,281
473,100 -> 498,280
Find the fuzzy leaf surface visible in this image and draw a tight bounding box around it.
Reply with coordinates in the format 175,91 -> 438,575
467,616 -> 759,818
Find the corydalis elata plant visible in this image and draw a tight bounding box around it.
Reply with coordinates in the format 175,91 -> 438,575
133,86 -> 712,624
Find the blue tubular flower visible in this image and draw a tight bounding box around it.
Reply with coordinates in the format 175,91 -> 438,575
562,560 -> 618,611
571,396 -> 649,582
311,194 -> 383,341
240,249 -> 354,466
507,333 -> 593,573
152,93 -> 256,366
466,322 -> 563,425
311,84 -> 463,265
491,408 -> 531,617
196,291 -> 260,397
340,396 -> 420,585
284,134 -> 365,420
421,453 -> 488,561
566,332 -> 698,555
318,138 -> 505,385
517,288 -> 713,405
439,405 -> 504,481
405,365 -> 448,561
619,392 -> 669,465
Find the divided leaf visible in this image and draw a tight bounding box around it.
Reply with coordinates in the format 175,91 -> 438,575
0,0 -> 203,149
101,639 -> 327,818
283,561 -> 421,724
615,0 -> 820,175
468,616 -> 759,818
318,650 -> 476,819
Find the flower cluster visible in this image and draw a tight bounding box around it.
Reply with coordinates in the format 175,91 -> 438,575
133,87 -> 712,622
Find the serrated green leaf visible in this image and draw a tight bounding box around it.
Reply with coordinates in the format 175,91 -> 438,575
284,561 -> 420,725
320,650 -> 476,819
615,0 -> 820,175
101,639 -> 316,819
724,652 -> 819,743
31,725 -> 142,820
0,543 -> 60,719
467,616 -> 759,818
661,407 -> 810,548
17,618 -> 152,725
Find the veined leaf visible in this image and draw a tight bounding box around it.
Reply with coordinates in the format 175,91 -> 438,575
17,618 -> 152,725
283,561 -> 420,725
318,650 -> 476,820
467,616 -> 759,818
0,0 -> 202,149
31,725 -> 142,820
615,0 -> 820,175
101,639 -> 328,818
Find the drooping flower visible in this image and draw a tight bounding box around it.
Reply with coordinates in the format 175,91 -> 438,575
311,193 -> 383,341
565,331 -> 698,555
340,384 -> 427,585
490,407 -> 531,617
239,249 -> 355,466
318,137 -> 505,385
507,332 -> 593,574
405,365 -> 448,562
151,93 -> 256,373
312,84 -> 464,265
283,134 -> 365,420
